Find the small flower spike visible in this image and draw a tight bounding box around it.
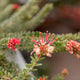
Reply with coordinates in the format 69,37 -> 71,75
7,38 -> 21,51
76,54 -> 80,58
38,77 -> 46,80
61,68 -> 68,78
31,31 -> 57,57
66,40 -> 80,58
13,4 -> 19,10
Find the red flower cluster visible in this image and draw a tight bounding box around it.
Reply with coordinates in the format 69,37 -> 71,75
31,31 -> 57,57
66,40 -> 80,57
7,38 -> 21,51
13,4 -> 19,10
38,77 -> 46,80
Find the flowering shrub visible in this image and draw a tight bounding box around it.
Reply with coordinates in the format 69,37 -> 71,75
3,31 -> 71,80
1,0 -> 80,80
1,31 -> 80,79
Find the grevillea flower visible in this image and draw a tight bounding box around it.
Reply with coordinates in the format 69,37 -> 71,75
66,40 -> 80,55
7,38 -> 21,51
31,31 -> 57,57
76,54 -> 80,58
61,68 -> 68,78
13,4 -> 19,10
38,77 -> 46,80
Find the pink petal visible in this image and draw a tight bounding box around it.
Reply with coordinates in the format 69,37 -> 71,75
30,51 -> 35,56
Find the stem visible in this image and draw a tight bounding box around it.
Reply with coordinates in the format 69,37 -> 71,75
22,57 -> 39,80
0,74 -> 12,80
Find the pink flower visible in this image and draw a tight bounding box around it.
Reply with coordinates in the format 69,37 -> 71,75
76,54 -> 80,58
31,31 -> 57,57
13,4 -> 19,10
61,68 -> 68,77
7,38 -> 21,51
38,77 -> 46,80
66,40 -> 80,57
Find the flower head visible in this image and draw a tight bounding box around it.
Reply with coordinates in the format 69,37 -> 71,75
13,4 -> 19,10
38,77 -> 46,80
76,54 -> 80,58
7,38 -> 21,51
61,68 -> 68,78
66,40 -> 80,58
31,31 -> 57,57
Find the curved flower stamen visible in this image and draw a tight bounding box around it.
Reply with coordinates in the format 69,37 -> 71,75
45,31 -> 50,42
39,32 -> 43,43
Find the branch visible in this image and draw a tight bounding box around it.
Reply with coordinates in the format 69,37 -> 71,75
18,4 -> 53,32
0,0 -> 41,32
0,31 -> 80,53
13,54 -> 43,80
0,4 -> 13,22
0,0 -> 9,11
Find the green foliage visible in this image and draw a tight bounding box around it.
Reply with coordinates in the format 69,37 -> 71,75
13,54 -> 44,80
0,53 -> 44,80
16,4 -> 53,32
0,0 -> 9,11
0,0 -> 53,33
52,74 -> 63,80
0,4 -> 13,22
0,53 -> 19,79
0,31 -> 80,53
0,31 -> 78,79
0,0 -> 78,80
0,66 -> 14,79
